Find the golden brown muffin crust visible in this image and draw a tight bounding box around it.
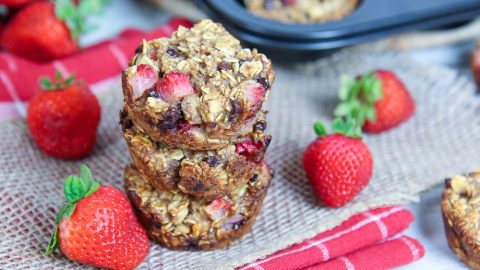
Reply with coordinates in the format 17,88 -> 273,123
442,172 -> 480,270
124,163 -> 272,250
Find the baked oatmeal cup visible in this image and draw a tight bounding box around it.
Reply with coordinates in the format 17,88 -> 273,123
122,19 -> 275,150
122,102 -> 269,150
442,172 -> 480,270
124,163 -> 272,250
121,112 -> 271,200
244,0 -> 359,24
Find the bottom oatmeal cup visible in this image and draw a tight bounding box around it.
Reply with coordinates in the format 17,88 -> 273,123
124,163 -> 272,250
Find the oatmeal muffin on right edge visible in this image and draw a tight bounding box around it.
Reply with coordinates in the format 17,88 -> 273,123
442,172 -> 480,270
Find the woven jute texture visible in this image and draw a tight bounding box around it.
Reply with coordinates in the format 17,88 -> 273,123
1,48 -> 480,270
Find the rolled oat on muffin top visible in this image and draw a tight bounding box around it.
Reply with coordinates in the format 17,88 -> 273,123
122,19 -> 275,150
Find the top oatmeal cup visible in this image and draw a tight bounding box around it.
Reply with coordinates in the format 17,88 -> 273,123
122,20 -> 275,150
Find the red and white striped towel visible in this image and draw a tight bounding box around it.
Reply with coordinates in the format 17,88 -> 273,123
0,17 -> 192,121
238,206 -> 424,270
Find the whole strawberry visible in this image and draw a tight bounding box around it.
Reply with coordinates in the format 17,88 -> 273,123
0,0 -> 108,61
27,71 -> 100,160
303,118 -> 373,207
335,70 -> 415,133
46,165 -> 149,270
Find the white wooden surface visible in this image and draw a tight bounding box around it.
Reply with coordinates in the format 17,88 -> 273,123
89,1 -> 476,268
399,44 -> 475,270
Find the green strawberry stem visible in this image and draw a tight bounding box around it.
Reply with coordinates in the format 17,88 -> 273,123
334,72 -> 384,127
39,71 -> 75,90
54,0 -> 111,40
45,165 -> 100,255
314,117 -> 362,139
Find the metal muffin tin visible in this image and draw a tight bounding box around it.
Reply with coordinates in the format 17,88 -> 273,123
194,0 -> 480,61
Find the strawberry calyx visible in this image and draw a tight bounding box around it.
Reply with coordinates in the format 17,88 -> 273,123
314,117 -> 362,139
39,71 -> 76,91
54,0 -> 110,40
45,165 -> 100,255
334,72 -> 384,127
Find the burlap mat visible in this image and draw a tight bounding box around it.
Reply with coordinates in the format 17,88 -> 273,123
1,47 -> 479,270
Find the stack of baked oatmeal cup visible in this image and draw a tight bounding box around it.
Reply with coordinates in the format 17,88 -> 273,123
119,20 -> 275,250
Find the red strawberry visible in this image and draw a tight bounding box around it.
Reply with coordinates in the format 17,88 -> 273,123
303,118 -> 373,207
129,64 -> 158,99
46,165 -> 149,270
335,70 -> 415,133
156,71 -> 195,101
205,198 -> 232,220
27,71 -> 100,160
0,0 -> 108,61
235,140 -> 264,162
245,82 -> 265,113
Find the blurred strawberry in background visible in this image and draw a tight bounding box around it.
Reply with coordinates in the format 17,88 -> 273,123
335,70 -> 415,133
0,0 -> 33,8
0,0 -> 109,61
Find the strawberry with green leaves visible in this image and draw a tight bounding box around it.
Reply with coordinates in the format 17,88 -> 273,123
303,118 -> 373,207
335,70 -> 415,133
46,165 -> 149,270
27,71 -> 100,160
0,0 -> 109,61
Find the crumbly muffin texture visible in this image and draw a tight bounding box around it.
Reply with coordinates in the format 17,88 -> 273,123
124,163 -> 272,250
122,19 -> 275,148
119,20 -> 275,251
244,0 -> 359,24
442,172 -> 480,270
122,119 -> 270,200
122,101 -> 270,150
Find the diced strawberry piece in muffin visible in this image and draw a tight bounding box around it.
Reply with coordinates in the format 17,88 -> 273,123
177,121 -> 193,133
205,199 -> 232,221
130,64 -> 158,99
246,83 -> 265,104
156,72 -> 195,101
235,140 -> 263,161
245,82 -> 266,113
